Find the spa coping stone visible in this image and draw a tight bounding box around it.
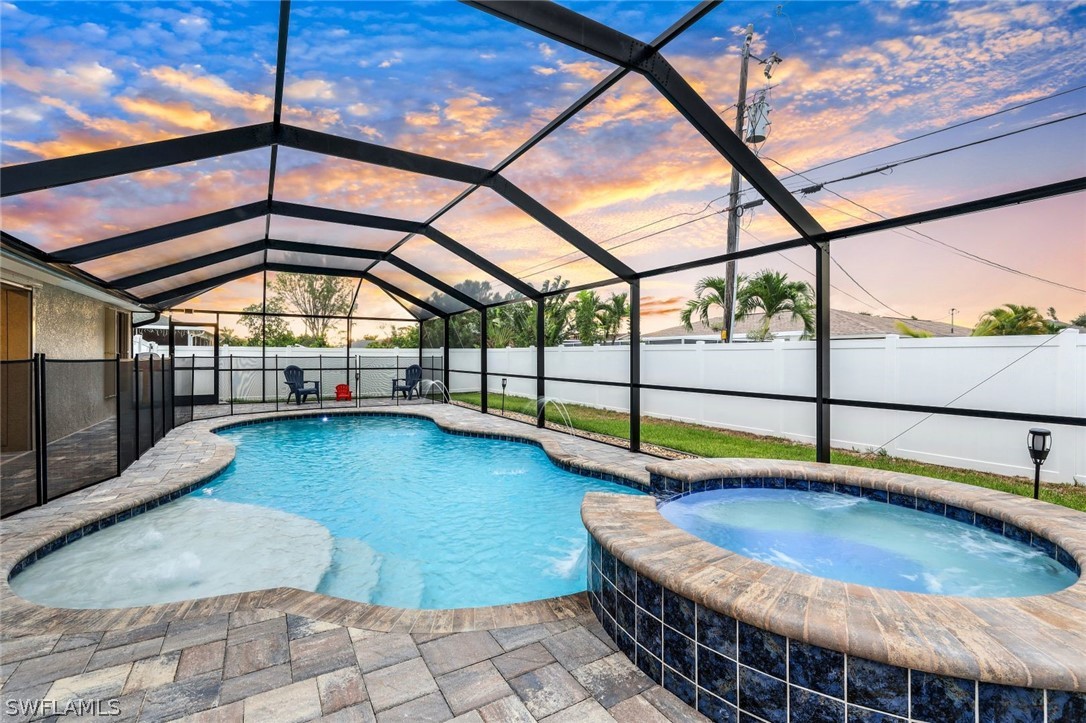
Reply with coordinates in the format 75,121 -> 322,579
582,458 -> 1086,693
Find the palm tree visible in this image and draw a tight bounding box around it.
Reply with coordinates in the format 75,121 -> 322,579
679,276 -> 734,333
596,292 -> 630,344
573,290 -> 602,346
735,270 -> 815,340
971,304 -> 1049,336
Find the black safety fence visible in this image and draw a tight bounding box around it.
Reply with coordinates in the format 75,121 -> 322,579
0,354 -> 176,519
170,353 -> 447,421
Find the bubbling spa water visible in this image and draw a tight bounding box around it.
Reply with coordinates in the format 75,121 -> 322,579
659,488 -> 1076,597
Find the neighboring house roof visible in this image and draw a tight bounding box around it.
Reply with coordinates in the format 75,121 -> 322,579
643,310 -> 969,340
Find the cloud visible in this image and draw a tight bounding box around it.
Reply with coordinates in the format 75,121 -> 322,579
115,96 -> 219,131
532,66 -> 558,76
149,66 -> 271,114
347,102 -> 372,116
2,57 -> 119,97
404,109 -> 441,127
285,78 -> 336,102
443,92 -> 501,134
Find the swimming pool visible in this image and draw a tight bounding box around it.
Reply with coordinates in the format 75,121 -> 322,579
11,415 -> 642,609
659,487 -> 1076,596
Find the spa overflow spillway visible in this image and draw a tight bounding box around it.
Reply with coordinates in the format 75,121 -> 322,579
11,415 -> 641,609
659,487 -> 1076,596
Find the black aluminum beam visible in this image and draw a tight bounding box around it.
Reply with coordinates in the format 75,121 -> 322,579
536,299 -> 545,427
265,239 -> 383,262
277,124 -> 491,186
144,264 -> 264,307
2,124 -> 275,197
815,242 -> 831,462
263,238 -> 482,310
489,176 -> 635,279
111,240 -> 267,289
270,200 -> 425,234
358,273 -> 446,318
53,202 -> 268,264
385,257 -> 484,311
272,2 -> 290,125
423,228 -> 540,300
629,280 -> 641,452
480,307 -> 489,413
467,1 -> 824,239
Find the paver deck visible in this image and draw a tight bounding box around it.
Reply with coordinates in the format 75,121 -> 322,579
1,404 -> 698,721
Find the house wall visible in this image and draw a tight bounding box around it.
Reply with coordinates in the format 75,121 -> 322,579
0,272 -> 126,443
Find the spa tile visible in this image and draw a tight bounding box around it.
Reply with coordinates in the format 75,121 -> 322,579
789,641 -> 844,699
616,593 -> 636,635
697,645 -> 737,705
635,647 -> 662,685
737,623 -> 786,680
663,666 -> 695,707
662,589 -> 695,638
977,682 -> 1043,723
696,606 -> 737,660
1048,690 -> 1086,723
616,562 -> 636,602
637,574 -> 663,619
737,666 -> 786,723
662,628 -> 696,682
789,687 -> 845,723
846,657 -> 908,718
636,608 -> 662,659
910,671 -> 975,723
696,690 -> 737,723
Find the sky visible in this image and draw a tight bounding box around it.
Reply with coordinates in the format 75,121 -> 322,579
1,0 -> 1083,336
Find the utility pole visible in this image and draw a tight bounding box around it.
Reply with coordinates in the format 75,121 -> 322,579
950,308 -> 957,334
721,24 -> 755,345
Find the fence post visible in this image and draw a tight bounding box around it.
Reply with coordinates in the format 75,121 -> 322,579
480,308 -> 488,414
275,355 -> 280,412
33,353 -> 47,506
115,356 -> 122,477
318,355 -> 324,409
134,358 -> 141,460
149,354 -> 156,444
160,355 -> 167,438
443,318 -> 450,404
190,354 -> 196,421
229,355 -> 234,416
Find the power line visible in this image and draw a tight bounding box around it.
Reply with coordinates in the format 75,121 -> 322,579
764,156 -> 1086,294
782,111 -> 1086,193
876,333 -> 1061,451
774,83 -> 1086,184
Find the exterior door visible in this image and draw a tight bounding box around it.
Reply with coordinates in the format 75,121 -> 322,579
1,284 -> 33,451
169,320 -> 219,405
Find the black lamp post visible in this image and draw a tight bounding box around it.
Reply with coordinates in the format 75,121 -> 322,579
1027,428 -> 1052,499
501,377 -> 507,415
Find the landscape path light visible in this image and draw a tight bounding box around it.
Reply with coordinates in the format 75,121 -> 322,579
1027,428 -> 1052,500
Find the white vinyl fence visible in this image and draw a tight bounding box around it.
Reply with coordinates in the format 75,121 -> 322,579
167,332 -> 1083,484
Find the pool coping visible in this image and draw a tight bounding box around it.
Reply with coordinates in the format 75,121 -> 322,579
0,404 -> 654,638
582,458 -> 1086,692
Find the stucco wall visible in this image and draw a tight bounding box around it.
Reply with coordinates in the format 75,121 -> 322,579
33,282 -> 110,360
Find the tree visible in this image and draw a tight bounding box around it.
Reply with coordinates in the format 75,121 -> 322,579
596,292 -> 630,344
269,273 -> 353,341
1073,312 -> 1086,327
367,324 -> 420,348
237,301 -> 295,346
679,276 -> 733,333
542,277 -> 575,346
573,290 -> 602,346
971,304 -> 1049,336
735,269 -> 815,341
485,276 -> 575,347
894,321 -> 932,338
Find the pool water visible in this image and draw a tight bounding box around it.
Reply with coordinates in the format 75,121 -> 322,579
11,416 -> 641,609
659,488 -> 1077,597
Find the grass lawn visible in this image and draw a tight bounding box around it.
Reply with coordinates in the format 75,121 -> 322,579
451,391 -> 1086,512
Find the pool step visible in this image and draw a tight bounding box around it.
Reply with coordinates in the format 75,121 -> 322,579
318,537 -> 382,602
371,552 -> 425,608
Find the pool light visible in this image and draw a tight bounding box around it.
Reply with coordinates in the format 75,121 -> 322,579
322,416 -> 329,422
1027,428 -> 1051,499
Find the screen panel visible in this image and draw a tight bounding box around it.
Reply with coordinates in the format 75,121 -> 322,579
175,271 -> 268,313
0,1 -> 278,165
391,236 -> 522,303
281,0 -> 613,166
1,149 -> 270,253
129,252 -> 265,301
78,217 -> 267,283
367,261 -> 470,314
273,147 -> 469,220
268,216 -> 405,251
